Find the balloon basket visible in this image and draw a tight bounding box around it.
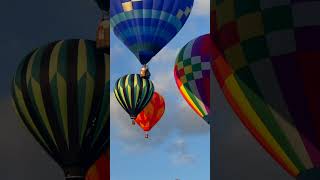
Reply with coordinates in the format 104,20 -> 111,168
144,132 -> 149,139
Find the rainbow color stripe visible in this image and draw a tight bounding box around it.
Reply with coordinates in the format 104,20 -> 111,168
174,34 -> 214,123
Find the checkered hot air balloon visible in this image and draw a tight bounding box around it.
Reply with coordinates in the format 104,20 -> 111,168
174,34 -> 216,180
134,91 -> 165,138
114,74 -> 154,124
110,0 -> 194,66
211,0 -> 320,179
174,34 -> 215,124
11,39 -> 110,180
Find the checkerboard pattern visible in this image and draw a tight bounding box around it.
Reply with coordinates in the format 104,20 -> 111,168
213,0 -> 320,72
211,0 -> 320,177
174,34 -> 215,122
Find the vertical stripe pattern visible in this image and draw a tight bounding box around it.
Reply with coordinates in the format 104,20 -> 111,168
114,74 -> 154,119
110,0 -> 194,65
11,39 -> 110,172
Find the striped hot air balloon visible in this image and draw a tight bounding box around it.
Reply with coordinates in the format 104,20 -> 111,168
11,39 -> 110,180
110,0 -> 194,65
211,0 -> 320,179
114,74 -> 154,123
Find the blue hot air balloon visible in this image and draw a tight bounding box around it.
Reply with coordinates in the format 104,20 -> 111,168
110,0 -> 194,65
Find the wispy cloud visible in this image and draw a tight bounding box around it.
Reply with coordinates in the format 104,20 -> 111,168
192,0 -> 210,17
110,87 -> 209,153
168,138 -> 196,165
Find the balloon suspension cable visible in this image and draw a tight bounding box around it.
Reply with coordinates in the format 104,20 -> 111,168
140,64 -> 151,79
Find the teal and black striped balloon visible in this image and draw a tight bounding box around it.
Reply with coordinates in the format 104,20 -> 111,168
11,39 -> 109,179
114,74 -> 154,120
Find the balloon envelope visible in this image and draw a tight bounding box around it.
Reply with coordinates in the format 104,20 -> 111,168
114,74 -> 154,119
110,0 -> 194,65
96,18 -> 110,52
135,91 -> 165,133
86,147 -> 109,180
11,39 -> 110,178
211,0 -> 320,178
174,34 -> 215,124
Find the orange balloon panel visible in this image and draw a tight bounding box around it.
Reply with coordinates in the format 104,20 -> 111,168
86,149 -> 110,180
135,92 -> 165,132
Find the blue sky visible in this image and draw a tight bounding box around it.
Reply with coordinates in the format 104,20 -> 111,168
110,1 -> 211,179
0,0 -> 293,179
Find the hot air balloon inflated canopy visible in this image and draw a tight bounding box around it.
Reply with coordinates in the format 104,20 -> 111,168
96,17 -> 110,52
135,91 -> 165,138
114,74 -> 154,123
110,0 -> 194,65
211,0 -> 320,179
85,146 -> 109,180
11,39 -> 110,180
174,34 -> 215,124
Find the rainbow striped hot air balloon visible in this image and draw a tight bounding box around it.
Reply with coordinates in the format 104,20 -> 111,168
174,34 -> 216,180
174,34 -> 215,124
211,0 -> 320,179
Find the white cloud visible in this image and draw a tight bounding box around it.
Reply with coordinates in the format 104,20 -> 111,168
110,80 -> 210,153
192,0 -> 210,17
168,138 -> 196,165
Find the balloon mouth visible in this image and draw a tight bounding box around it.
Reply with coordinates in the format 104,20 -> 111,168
296,168 -> 320,180
63,166 -> 85,180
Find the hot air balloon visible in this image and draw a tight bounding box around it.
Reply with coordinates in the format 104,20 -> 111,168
174,34 -> 215,179
135,91 -> 165,138
174,34 -> 215,124
96,17 -> 110,51
114,74 -> 154,124
95,0 -> 110,51
85,147 -> 109,180
110,0 -> 194,70
211,0 -> 320,179
11,39 -> 110,180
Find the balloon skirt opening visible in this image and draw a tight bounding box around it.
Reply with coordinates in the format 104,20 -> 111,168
297,168 -> 320,180
64,166 -> 85,180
